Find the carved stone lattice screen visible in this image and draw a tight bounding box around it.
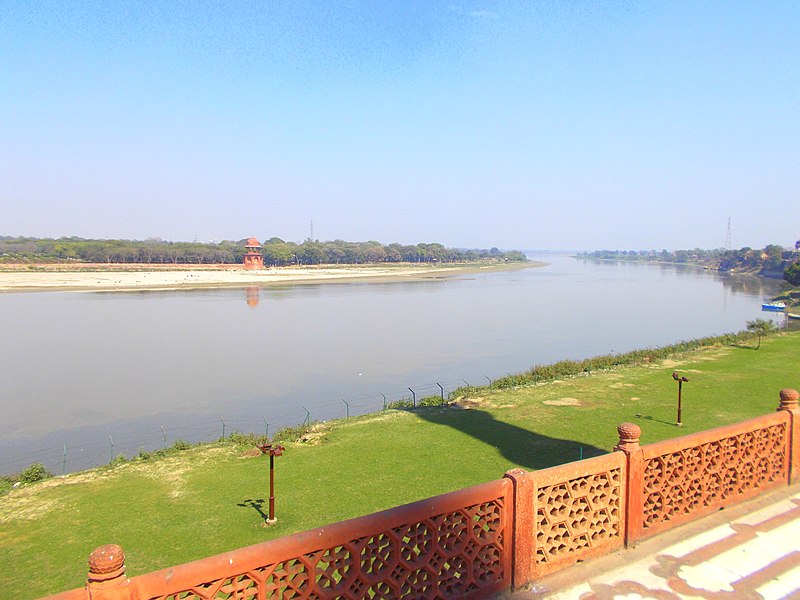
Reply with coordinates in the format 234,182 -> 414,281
640,413 -> 790,537
528,454 -> 626,578
127,479 -> 511,600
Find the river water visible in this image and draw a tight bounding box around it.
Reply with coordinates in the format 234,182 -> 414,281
0,255 -> 786,473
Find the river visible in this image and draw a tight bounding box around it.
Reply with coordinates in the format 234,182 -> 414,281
0,255 -> 786,474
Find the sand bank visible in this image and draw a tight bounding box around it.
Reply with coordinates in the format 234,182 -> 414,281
0,262 -> 543,293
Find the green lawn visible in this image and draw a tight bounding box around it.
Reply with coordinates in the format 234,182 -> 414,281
2,332 -> 799,599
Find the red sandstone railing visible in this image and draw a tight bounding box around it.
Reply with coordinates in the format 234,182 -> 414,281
47,479 -> 512,600
636,412 -> 788,540
41,389 -> 800,599
504,452 -> 626,584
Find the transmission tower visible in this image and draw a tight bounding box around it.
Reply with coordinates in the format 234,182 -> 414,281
725,218 -> 731,250
309,220 -> 314,242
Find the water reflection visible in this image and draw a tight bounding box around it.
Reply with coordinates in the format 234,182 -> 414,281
245,286 -> 260,308
722,274 -> 775,296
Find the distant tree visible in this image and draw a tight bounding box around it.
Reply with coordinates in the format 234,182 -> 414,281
504,250 -> 527,261
362,243 -> 387,262
763,245 -> 785,271
299,242 -> 325,264
262,242 -> 293,266
746,318 -> 778,350
385,243 -> 403,262
784,263 -> 800,287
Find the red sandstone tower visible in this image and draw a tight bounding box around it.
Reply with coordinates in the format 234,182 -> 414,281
243,237 -> 264,270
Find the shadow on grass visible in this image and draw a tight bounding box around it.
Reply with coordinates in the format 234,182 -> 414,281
635,413 -> 679,427
238,498 -> 267,520
415,407 -> 607,471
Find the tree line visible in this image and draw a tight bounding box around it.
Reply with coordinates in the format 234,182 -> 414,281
0,236 -> 527,266
579,242 -> 800,285
259,238 -> 526,266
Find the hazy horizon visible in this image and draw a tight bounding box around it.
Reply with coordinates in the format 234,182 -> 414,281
2,2 -> 799,251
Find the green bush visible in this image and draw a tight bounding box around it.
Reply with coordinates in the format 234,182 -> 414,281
172,439 -> 191,451
19,463 -> 52,484
387,399 -> 413,410
418,395 -> 444,407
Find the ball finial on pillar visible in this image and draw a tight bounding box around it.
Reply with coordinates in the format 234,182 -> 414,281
615,422 -> 641,453
86,544 -> 130,599
779,388 -> 799,411
88,544 -> 125,581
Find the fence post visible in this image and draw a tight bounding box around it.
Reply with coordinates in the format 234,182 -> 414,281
503,468 -> 534,589
85,544 -> 131,600
614,422 -> 644,548
778,388 -> 800,484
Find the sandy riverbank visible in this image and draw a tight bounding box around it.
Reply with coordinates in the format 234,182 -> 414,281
0,261 -> 543,293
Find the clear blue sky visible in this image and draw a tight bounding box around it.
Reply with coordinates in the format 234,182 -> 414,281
1,1 -> 798,251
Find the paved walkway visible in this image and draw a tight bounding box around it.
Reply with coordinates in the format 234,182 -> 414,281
505,484 -> 800,599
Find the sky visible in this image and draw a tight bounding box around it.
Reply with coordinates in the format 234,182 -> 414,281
1,1 -> 799,251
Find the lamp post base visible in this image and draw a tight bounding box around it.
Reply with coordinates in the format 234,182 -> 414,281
676,422 -> 683,427
260,518 -> 278,527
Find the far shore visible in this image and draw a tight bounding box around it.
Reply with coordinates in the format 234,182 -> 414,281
0,261 -> 544,293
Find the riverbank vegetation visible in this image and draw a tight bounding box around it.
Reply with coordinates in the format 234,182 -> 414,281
774,289 -> 800,310
581,244 -> 800,308
0,236 -> 526,266
2,328 -> 799,597
580,242 -> 800,281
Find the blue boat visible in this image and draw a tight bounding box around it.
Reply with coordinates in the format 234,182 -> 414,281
762,302 -> 786,311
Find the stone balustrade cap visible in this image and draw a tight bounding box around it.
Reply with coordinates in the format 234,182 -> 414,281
779,388 -> 799,403
88,544 -> 125,575
617,422 -> 641,441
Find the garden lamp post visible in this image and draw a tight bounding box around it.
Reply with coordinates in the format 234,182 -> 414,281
257,442 -> 285,524
672,372 -> 689,426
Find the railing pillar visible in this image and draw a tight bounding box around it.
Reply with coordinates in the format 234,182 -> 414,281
614,422 -> 644,548
86,545 -> 131,600
504,468 -> 534,589
778,388 -> 800,484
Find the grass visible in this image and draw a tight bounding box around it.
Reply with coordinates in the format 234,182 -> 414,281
2,331 -> 799,598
